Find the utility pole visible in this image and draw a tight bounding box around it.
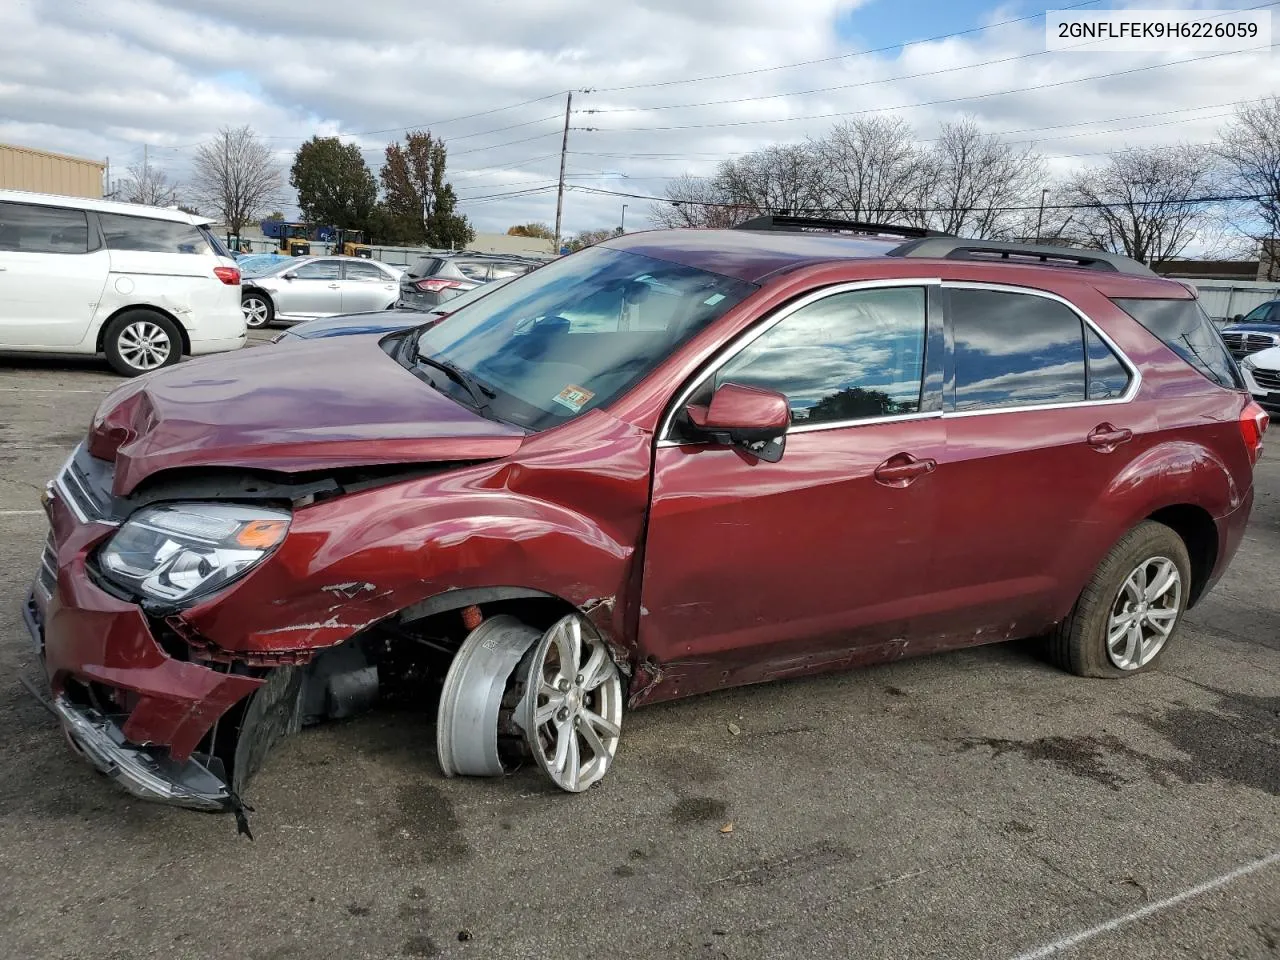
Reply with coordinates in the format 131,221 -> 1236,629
1035,187 -> 1048,242
553,91 -> 573,254
621,204 -> 627,232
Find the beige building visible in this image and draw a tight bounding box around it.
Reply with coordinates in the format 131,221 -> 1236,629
0,143 -> 105,199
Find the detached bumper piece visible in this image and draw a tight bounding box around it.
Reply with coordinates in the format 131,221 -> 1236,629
52,694 -> 231,812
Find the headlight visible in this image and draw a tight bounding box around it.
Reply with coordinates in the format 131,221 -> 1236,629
98,503 -> 290,603
1241,355 -> 1257,370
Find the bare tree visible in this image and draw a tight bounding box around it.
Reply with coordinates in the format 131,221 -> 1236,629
813,116 -> 928,223
648,173 -> 745,228
1217,97 -> 1280,278
713,144 -> 828,218
120,158 -> 177,206
191,126 -> 283,238
1060,144 -> 1223,263
912,118 -> 1044,238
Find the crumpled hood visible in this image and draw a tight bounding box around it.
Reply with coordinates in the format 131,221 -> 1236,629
89,335 -> 526,496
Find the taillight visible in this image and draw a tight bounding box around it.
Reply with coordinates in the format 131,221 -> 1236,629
414,278 -> 464,293
1241,400 -> 1269,465
214,266 -> 241,285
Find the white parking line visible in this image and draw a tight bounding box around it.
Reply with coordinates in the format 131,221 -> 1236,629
1011,850 -> 1280,959
0,510 -> 44,516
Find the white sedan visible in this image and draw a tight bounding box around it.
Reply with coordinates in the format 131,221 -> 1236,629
240,256 -> 404,328
1240,344 -> 1280,416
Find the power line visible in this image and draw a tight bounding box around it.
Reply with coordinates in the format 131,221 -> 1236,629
457,184 -> 559,204
576,45 -> 1273,135
562,100 -> 1252,168
582,0 -> 1277,114
586,0 -> 1107,92
449,131 -> 564,157
259,91 -> 570,139
564,183 -> 1270,214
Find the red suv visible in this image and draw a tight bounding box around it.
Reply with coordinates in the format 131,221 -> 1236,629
26,216 -> 1268,815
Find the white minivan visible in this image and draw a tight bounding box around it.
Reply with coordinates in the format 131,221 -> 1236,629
0,189 -> 246,376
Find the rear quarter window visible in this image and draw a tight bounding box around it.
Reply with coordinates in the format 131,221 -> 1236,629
100,214 -> 209,255
1111,297 -> 1242,389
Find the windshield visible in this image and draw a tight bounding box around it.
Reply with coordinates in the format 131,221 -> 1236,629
1241,302 -> 1278,323
412,245 -> 756,430
247,257 -> 298,279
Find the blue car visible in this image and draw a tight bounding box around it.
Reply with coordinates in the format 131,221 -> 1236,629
271,275 -> 516,345
1221,300 -> 1280,359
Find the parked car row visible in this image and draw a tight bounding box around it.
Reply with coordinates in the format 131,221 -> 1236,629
271,275 -> 518,344
397,251 -> 545,308
238,255 -> 403,328
25,215 -> 1269,815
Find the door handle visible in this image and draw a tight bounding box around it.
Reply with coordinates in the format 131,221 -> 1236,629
1087,423 -> 1133,452
874,452 -> 937,488
327,283 -> 340,288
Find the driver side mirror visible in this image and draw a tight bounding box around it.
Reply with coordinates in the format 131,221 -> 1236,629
1232,314 -> 1244,323
686,382 -> 790,462
282,271 -> 297,281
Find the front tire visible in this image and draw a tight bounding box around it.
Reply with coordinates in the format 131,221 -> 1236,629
241,291 -> 275,328
1046,521 -> 1192,678
103,310 -> 182,377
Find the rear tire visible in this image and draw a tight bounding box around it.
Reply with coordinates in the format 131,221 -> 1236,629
241,291 -> 274,328
1045,521 -> 1191,678
103,310 -> 182,377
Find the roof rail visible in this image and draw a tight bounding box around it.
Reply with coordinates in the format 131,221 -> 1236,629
887,237 -> 1157,277
734,215 -> 951,240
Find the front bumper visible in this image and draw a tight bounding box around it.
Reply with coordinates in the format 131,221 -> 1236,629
29,453 -> 264,808
1240,364 -> 1280,413
25,592 -> 234,811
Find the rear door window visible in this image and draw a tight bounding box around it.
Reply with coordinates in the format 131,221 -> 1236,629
949,288 -> 1086,411
293,259 -> 342,280
343,261 -> 387,281
99,214 -> 208,254
714,286 -> 927,424
0,202 -> 92,254
1111,297 -> 1242,388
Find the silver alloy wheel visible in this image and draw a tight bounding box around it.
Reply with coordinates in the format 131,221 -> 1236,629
1106,555 -> 1181,670
242,296 -> 270,328
116,320 -> 172,371
517,614 -> 623,792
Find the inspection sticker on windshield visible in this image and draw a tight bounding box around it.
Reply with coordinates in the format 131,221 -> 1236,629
553,384 -> 594,413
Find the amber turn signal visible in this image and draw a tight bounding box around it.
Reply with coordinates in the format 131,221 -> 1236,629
235,519 -> 289,549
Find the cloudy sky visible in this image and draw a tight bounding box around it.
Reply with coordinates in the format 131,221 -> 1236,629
1,0 -> 1276,237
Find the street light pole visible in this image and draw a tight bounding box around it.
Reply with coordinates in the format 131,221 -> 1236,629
1035,188 -> 1048,242
621,204 -> 627,232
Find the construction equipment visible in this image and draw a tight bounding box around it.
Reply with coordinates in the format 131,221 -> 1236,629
259,219 -> 312,256
334,228 -> 372,259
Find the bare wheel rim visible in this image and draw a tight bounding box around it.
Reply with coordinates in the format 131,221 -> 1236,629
242,297 -> 270,327
116,320 -> 172,371
518,615 -> 623,792
1106,555 -> 1181,670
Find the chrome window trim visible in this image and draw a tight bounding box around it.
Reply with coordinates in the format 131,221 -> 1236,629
657,278 -> 943,443
941,281 -> 1141,418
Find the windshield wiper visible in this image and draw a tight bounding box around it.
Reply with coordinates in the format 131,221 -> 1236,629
412,350 -> 498,415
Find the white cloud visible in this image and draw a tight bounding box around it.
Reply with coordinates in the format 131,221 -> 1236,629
0,0 -> 1275,239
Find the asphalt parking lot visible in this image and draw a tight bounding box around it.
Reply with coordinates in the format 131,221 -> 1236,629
1,340 -> 1277,960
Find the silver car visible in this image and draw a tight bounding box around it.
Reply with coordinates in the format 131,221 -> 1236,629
240,256 -> 404,328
